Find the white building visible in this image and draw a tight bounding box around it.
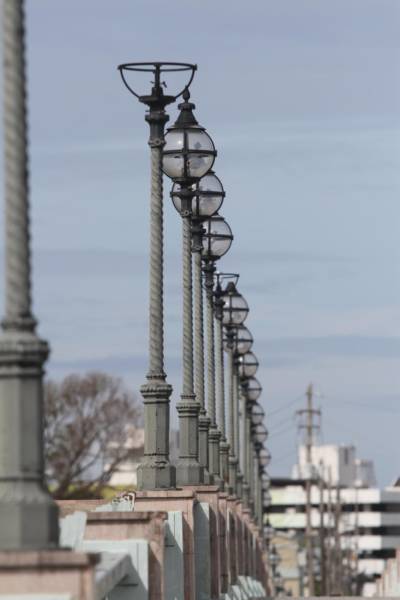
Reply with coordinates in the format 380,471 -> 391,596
108,427 -> 180,488
270,444 -> 400,597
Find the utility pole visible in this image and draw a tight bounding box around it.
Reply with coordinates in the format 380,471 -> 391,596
296,383 -> 321,597
326,468 -> 333,596
334,483 -> 343,595
318,462 -> 326,595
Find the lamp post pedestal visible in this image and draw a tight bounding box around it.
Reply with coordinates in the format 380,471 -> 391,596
0,329 -> 59,549
228,455 -> 238,495
236,470 -> 243,499
219,438 -> 230,490
198,410 -> 211,484
176,395 -> 203,486
208,426 -> 223,489
242,482 -> 250,508
138,380 -> 174,489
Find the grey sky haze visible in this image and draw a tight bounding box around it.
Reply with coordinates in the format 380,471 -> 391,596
0,0 -> 399,484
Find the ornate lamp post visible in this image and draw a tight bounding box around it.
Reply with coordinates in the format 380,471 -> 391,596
0,0 -> 59,549
171,171 -> 226,481
222,281 -> 249,494
202,216 -> 233,485
253,424 -> 268,527
163,89 -> 216,485
118,62 -> 196,490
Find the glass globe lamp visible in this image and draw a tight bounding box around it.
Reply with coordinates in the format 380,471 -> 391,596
171,171 -> 224,218
234,325 -> 253,355
251,402 -> 265,426
222,282 -> 249,326
202,214 -> 233,261
264,518 -> 274,543
259,447 -> 271,467
269,545 -> 281,568
163,89 -> 216,181
246,377 -> 262,402
237,351 -> 259,378
263,490 -> 272,507
253,423 -> 268,444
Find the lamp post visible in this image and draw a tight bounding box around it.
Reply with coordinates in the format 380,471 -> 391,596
171,171 -> 226,482
118,62 -> 196,489
253,424 -> 268,526
245,376 -> 262,512
0,0 -> 59,549
163,89 -> 216,485
222,281 -> 249,494
202,217 -> 233,485
236,326 -> 254,503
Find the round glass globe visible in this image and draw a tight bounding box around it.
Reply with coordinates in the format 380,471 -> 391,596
171,171 -> 224,218
254,423 -> 268,444
202,214 -> 232,260
246,377 -> 262,402
234,325 -> 253,355
251,402 -> 265,426
222,282 -> 249,326
237,351 -> 259,378
163,126 -> 215,180
259,447 -> 271,466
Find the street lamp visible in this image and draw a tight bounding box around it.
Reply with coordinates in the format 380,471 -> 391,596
253,423 -> 268,444
171,172 -> 225,482
237,351 -> 259,378
251,402 -> 265,426
246,377 -> 262,402
233,325 -> 253,355
202,215 -> 233,486
259,447 -> 271,467
264,518 -> 274,546
118,62 -> 197,490
163,88 -> 216,485
222,281 -> 249,494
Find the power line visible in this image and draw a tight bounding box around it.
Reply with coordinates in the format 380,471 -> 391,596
267,394 -> 304,418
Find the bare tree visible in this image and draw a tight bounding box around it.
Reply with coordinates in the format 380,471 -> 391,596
44,372 -> 142,499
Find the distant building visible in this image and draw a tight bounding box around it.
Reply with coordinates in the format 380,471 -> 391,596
108,427 -> 179,487
269,444 -> 400,597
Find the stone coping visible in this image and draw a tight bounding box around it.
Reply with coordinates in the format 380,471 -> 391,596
0,550 -> 99,568
136,488 -> 196,499
86,511 -> 167,522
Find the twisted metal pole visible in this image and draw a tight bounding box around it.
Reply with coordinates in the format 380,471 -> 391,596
137,87 -> 174,491
193,223 -> 210,481
234,365 -> 243,498
204,265 -> 222,487
241,392 -> 250,507
176,199 -> 202,485
227,330 -> 238,493
0,0 -> 59,549
215,294 -> 229,488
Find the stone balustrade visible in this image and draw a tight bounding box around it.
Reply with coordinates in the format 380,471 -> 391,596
0,489 -> 269,599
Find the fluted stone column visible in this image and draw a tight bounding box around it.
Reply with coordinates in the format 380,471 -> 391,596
176,198 -> 203,485
215,292 -> 229,488
192,220 -> 210,483
137,87 -> 174,491
0,0 -> 59,549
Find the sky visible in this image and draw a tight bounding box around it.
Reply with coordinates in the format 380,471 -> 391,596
0,0 -> 399,485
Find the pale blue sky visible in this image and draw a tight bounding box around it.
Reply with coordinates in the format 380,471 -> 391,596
0,0 -> 399,484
